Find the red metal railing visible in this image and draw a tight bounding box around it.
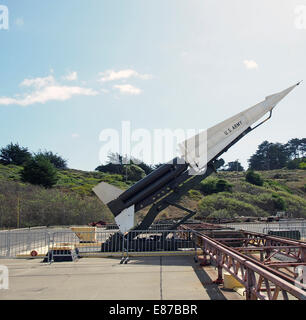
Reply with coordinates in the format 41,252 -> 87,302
179,223 -> 306,300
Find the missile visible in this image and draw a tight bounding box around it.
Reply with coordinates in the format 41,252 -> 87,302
179,82 -> 301,173
93,82 -> 301,233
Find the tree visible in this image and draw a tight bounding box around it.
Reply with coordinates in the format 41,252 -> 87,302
215,158 -> 225,170
287,158 -> 306,170
268,143 -> 289,169
34,150 -> 67,169
285,138 -> 306,159
131,160 -> 153,175
0,143 -> 32,165
21,155 -> 58,188
248,141 -> 289,170
223,160 -> 244,172
125,164 -> 146,181
95,163 -> 122,174
95,152 -> 153,176
248,141 -> 270,170
107,152 -> 129,165
245,170 -> 263,186
95,152 -> 126,174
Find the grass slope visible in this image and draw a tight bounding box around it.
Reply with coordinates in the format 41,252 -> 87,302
0,164 -> 305,228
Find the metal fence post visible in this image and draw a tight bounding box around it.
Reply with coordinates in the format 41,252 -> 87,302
120,233 -> 125,263
6,231 -> 10,257
48,232 -> 55,264
26,230 -> 31,251
126,233 -> 129,262
46,231 -> 50,257
193,232 -> 199,263
45,231 -> 49,248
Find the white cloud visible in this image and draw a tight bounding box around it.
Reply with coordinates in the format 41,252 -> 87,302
98,69 -> 152,82
71,133 -> 80,138
63,71 -> 78,81
113,84 -> 142,95
0,74 -> 98,107
21,75 -> 55,89
243,59 -> 258,70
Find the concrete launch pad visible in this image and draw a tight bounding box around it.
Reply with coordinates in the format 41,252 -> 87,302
0,256 -> 243,300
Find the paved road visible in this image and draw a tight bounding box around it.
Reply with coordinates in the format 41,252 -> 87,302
0,256 -> 243,300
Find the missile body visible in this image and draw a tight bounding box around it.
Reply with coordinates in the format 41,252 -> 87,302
93,83 -> 300,233
179,83 -> 300,173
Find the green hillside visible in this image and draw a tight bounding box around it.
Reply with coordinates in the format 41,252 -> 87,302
0,163 -> 305,228
188,170 -> 305,220
0,164 -> 132,228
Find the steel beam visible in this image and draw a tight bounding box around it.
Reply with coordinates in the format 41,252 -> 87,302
180,224 -> 306,300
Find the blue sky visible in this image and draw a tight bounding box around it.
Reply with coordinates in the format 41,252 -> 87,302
0,0 -> 305,171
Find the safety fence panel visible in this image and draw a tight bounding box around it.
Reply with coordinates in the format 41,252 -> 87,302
264,226 -> 306,241
149,224 -> 173,231
125,230 -> 197,257
221,221 -> 306,238
50,230 -> 122,258
0,230 -> 50,258
0,229 -> 197,259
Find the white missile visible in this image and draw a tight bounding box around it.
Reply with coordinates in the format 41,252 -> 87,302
178,82 -> 301,173
94,82 -> 301,233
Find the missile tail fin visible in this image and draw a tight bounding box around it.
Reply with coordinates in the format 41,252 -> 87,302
93,182 -> 124,205
93,182 -> 136,233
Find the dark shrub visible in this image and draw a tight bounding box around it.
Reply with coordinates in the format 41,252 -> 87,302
246,170 -> 263,186
200,178 -> 232,194
272,194 -> 286,211
216,179 -> 232,193
35,151 -> 67,169
200,178 -> 217,194
125,164 -> 145,181
0,143 -> 32,165
21,155 -> 58,188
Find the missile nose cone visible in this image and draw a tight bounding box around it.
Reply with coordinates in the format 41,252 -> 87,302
264,82 -> 300,109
